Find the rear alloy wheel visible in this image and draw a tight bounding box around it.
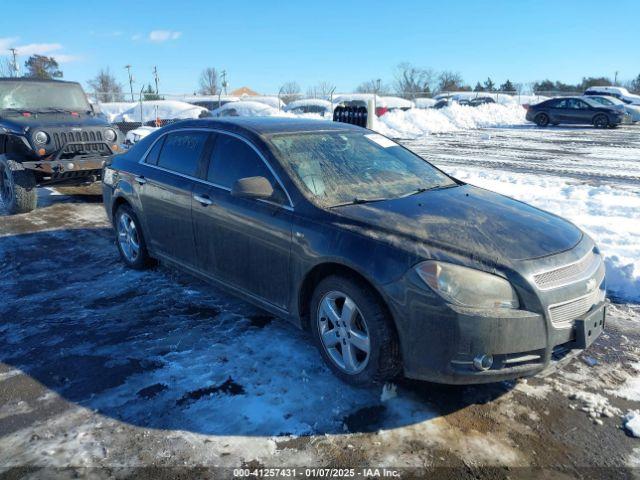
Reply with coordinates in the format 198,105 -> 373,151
114,204 -> 153,270
535,113 -> 550,127
310,275 -> 401,385
593,114 -> 609,128
0,156 -> 37,215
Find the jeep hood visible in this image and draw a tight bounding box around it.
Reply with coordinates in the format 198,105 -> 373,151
333,184 -> 583,262
0,113 -> 110,134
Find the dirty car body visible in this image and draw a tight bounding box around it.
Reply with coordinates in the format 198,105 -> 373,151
102,117 -> 606,385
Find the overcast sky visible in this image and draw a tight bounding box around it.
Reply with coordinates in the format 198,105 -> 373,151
2,0 -> 639,94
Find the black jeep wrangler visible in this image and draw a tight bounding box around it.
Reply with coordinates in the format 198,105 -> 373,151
0,78 -> 122,214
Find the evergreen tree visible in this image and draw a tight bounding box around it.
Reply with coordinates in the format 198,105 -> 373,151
483,77 -> 495,92
143,84 -> 161,101
500,79 -> 515,92
24,55 -> 62,79
473,82 -> 484,92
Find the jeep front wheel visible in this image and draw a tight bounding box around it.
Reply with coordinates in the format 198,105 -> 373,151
0,156 -> 37,215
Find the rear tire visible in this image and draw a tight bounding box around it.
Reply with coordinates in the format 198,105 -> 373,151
310,275 -> 401,385
593,114 -> 609,128
114,204 -> 153,270
535,113 -> 550,127
0,156 -> 37,215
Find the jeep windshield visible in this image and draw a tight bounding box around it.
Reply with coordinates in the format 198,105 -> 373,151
268,131 -> 456,207
0,80 -> 91,113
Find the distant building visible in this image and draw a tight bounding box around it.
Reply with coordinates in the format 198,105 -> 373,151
230,86 -> 259,96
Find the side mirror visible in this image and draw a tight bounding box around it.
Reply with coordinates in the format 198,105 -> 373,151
231,176 -> 274,200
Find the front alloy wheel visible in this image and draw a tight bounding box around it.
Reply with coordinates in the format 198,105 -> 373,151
317,291 -> 371,374
310,275 -> 401,385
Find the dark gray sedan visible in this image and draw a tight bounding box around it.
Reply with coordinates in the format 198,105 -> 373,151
102,118 -> 606,385
526,96 -> 624,127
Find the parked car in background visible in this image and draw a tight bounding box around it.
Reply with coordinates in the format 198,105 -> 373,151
247,96 -> 286,110
584,86 -> 640,106
468,97 -> 496,107
378,96 -> 414,113
585,95 -> 640,123
211,101 -> 278,117
103,118 -> 606,386
284,99 -> 333,117
414,98 -> 436,109
0,78 -> 122,214
526,96 -> 625,128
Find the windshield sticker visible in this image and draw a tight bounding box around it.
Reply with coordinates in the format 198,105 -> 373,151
364,133 -> 397,148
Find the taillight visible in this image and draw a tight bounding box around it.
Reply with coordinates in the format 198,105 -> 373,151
375,106 -> 388,117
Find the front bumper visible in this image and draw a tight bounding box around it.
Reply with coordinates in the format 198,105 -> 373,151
21,157 -> 107,175
382,244 -> 606,384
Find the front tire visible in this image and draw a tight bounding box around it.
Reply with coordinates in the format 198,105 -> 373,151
535,113 -> 550,127
310,275 -> 401,385
593,114 -> 609,128
114,204 -> 153,270
0,156 -> 37,215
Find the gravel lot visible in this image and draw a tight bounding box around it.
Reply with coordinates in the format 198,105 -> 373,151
1,125 -> 639,479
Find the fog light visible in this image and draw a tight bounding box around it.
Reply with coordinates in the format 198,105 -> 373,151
473,354 -> 493,371
66,162 -> 75,170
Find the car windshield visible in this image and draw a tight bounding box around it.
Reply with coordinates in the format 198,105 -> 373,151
0,81 -> 91,112
268,131 -> 456,207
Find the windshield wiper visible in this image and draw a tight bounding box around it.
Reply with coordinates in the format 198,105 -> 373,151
400,183 -> 458,198
329,197 -> 391,208
0,107 -> 35,115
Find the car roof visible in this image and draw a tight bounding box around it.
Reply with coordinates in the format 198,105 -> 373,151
171,117 -> 362,136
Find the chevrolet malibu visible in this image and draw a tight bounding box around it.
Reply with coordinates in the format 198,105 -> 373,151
102,118 -> 606,385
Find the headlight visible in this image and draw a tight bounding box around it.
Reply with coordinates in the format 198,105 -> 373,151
415,261 -> 519,309
33,130 -> 49,145
104,128 -> 117,142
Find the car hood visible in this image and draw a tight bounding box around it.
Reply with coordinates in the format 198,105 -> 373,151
332,184 -> 582,263
0,113 -> 110,134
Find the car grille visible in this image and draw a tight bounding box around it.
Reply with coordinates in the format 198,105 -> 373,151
533,251 -> 601,290
548,288 -> 604,328
52,130 -> 110,155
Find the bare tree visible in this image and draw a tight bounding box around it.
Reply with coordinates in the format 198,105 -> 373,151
306,81 -> 335,98
87,68 -> 125,102
279,81 -> 301,103
437,71 -> 465,93
355,79 -> 390,95
394,62 -> 435,98
198,67 -> 219,95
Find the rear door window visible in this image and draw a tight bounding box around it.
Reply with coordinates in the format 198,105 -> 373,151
144,136 -> 166,166
156,131 -> 208,177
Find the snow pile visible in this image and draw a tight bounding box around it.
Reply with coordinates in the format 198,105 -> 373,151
624,411 -> 640,437
125,126 -> 159,144
115,101 -> 209,123
211,101 -> 287,118
379,96 -> 414,109
98,102 -> 136,122
374,103 -> 527,138
245,96 -> 286,109
284,98 -> 333,112
446,167 -> 640,302
566,389 -> 620,425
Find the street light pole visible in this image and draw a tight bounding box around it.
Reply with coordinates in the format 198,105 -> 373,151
153,66 -> 159,95
9,48 -> 18,77
125,65 -> 134,102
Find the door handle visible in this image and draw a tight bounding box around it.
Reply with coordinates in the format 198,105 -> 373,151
134,175 -> 147,185
194,194 -> 213,206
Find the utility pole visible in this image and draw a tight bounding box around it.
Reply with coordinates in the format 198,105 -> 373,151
124,65 -> 134,102
221,70 -> 228,95
614,71 -> 619,86
9,48 -> 18,77
153,66 -> 159,95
